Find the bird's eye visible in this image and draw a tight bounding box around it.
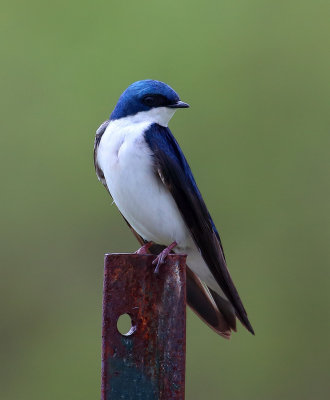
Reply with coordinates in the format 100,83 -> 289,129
142,96 -> 155,106
142,94 -> 168,107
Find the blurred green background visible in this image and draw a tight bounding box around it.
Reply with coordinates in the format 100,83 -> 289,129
1,0 -> 329,399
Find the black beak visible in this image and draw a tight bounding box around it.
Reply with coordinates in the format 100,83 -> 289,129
167,100 -> 190,109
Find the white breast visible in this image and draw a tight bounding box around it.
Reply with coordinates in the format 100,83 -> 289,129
96,111 -> 191,247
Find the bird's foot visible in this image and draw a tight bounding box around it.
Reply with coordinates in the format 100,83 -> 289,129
135,241 -> 153,255
152,241 -> 177,274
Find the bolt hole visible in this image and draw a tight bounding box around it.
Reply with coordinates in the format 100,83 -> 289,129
117,313 -> 136,336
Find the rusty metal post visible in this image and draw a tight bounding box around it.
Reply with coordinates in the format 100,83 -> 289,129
101,253 -> 187,400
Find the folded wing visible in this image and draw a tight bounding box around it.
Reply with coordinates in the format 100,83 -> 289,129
144,123 -> 254,334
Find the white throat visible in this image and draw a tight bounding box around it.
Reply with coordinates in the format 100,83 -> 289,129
112,107 -> 176,128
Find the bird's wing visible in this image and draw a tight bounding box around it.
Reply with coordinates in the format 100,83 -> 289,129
94,120 -> 110,189
144,123 -> 254,334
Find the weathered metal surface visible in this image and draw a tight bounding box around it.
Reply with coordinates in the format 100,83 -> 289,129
101,253 -> 187,400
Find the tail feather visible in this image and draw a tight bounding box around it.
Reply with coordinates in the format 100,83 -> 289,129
186,268 -> 232,338
208,287 -> 237,332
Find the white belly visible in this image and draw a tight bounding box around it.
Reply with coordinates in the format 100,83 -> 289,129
97,120 -> 190,247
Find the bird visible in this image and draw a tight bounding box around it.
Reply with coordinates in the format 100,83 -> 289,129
94,79 -> 254,338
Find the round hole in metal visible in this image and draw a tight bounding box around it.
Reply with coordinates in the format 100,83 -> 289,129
116,313 -> 136,336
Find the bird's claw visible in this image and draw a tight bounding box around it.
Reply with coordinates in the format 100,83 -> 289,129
152,254 -> 165,274
152,241 -> 177,274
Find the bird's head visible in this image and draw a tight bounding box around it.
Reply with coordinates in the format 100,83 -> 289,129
110,80 -> 189,126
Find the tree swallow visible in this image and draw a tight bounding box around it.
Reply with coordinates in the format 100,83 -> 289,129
94,80 -> 254,337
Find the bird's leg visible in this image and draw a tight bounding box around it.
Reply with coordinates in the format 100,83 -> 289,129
135,241 -> 153,255
152,241 -> 177,274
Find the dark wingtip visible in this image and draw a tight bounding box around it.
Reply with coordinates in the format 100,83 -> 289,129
237,314 -> 255,335
246,323 -> 255,335
248,324 -> 255,335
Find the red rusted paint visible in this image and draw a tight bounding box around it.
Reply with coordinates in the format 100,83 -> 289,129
101,253 -> 186,400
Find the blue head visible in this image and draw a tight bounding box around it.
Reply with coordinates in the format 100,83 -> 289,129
110,80 -> 189,121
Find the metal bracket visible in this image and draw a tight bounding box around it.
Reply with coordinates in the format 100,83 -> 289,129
101,253 -> 187,400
